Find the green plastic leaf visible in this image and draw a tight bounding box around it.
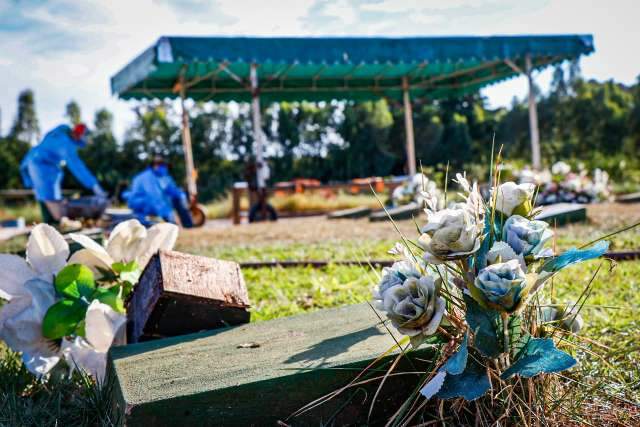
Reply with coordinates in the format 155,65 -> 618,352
436,357 -> 491,401
54,264 -> 95,299
442,333 -> 468,375
420,335 -> 469,399
501,337 -> 577,379
508,315 -> 530,359
112,261 -> 141,284
42,299 -> 87,339
540,241 -> 609,274
464,294 -> 501,358
92,287 -> 126,313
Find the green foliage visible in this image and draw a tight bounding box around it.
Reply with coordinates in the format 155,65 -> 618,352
463,294 -> 501,358
65,100 -> 82,125
3,72 -> 640,197
54,264 -> 95,299
42,299 -> 87,339
501,337 -> 576,379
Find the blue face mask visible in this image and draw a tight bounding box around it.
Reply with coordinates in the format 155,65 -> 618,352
153,164 -> 169,176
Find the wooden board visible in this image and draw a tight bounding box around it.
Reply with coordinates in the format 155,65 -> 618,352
127,250 -> 250,343
369,203 -> 422,222
535,203 -> 587,226
327,206 -> 372,219
109,303 -> 434,426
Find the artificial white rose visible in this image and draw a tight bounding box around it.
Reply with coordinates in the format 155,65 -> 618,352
474,259 -> 528,313
551,161 -> 571,175
502,215 -> 553,257
419,208 -> 482,264
492,182 -> 535,216
374,272 -> 445,344
539,304 -> 584,334
67,219 -> 178,278
62,300 -> 126,382
0,224 -> 70,376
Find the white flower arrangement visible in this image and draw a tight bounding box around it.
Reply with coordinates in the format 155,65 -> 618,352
0,220 -> 177,382
372,168 -> 612,406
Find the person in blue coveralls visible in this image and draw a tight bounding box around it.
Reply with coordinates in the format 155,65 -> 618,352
20,123 -> 106,224
123,156 -> 193,228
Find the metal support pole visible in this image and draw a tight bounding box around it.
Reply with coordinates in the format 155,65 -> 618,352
179,85 -> 197,196
250,63 -> 266,189
525,54 -> 541,170
402,76 -> 417,176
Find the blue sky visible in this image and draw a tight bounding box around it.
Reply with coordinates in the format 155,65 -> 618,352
1,0 -> 639,139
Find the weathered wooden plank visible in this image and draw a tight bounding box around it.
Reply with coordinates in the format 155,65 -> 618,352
127,250 -> 250,343
369,203 -> 422,222
109,303 -> 433,426
327,206 -> 372,219
535,203 -> 587,226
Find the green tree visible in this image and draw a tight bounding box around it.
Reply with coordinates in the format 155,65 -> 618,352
10,89 -> 40,145
65,100 -> 82,125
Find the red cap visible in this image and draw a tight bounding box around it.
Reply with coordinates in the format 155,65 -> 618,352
72,123 -> 87,139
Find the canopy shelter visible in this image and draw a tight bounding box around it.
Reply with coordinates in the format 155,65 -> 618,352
112,35 -> 594,194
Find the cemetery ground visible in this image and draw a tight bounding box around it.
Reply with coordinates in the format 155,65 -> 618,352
1,202 -> 639,425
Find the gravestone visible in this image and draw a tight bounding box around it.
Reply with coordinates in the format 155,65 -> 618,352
535,203 -> 587,226
327,206 -> 372,219
616,192 -> 640,204
369,202 -> 422,222
109,303 -> 433,426
127,250 -> 250,343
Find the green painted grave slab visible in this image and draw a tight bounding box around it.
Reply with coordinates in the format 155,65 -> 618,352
109,303 -> 432,426
369,203 -> 422,222
535,203 -> 587,226
327,206 -> 372,219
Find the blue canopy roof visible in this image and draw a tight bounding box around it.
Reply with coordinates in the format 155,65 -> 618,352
111,35 -> 594,102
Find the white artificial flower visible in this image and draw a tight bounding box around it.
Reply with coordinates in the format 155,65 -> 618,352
551,161 -> 571,175
67,219 -> 178,278
475,259 -> 527,312
374,272 -> 445,340
0,224 -> 69,376
492,182 -> 535,216
502,215 -> 553,257
485,241 -> 526,271
419,208 -> 482,264
62,300 -> 126,382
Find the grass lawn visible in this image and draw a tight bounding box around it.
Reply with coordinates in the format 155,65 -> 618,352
1,202 -> 639,425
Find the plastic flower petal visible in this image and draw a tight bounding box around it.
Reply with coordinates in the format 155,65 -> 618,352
473,259 -> 528,312
26,224 -> 69,278
62,301 -> 126,382
68,219 -> 179,279
375,271 -> 445,344
85,300 -> 127,353
492,182 -> 535,217
106,220 -> 148,264
0,279 -> 60,377
133,222 -> 179,269
503,215 -> 553,257
419,208 -> 482,264
0,254 -> 37,300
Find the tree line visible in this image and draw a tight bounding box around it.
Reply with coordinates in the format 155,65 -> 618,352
1,63 -> 639,202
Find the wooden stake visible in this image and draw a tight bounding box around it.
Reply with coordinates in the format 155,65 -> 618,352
526,54 -> 541,170
179,81 -> 198,196
402,76 -> 417,176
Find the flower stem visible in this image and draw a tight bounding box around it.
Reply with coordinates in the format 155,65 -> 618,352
501,312 -> 511,367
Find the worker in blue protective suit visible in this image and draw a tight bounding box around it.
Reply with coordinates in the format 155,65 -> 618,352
123,156 -> 193,228
20,123 -> 106,224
